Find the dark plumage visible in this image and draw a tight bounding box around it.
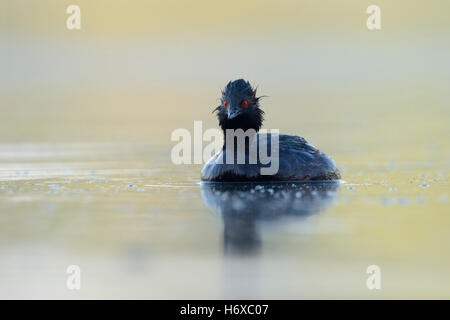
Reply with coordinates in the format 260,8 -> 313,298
201,79 -> 341,182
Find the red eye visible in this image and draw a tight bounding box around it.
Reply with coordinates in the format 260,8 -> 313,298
241,100 -> 248,108
224,101 -> 228,107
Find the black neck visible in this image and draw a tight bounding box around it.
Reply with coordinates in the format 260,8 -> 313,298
219,112 -> 263,153
218,109 -> 264,136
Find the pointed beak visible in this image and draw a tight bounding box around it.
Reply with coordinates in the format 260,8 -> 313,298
227,107 -> 241,119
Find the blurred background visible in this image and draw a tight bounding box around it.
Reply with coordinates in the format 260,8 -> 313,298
0,0 -> 449,299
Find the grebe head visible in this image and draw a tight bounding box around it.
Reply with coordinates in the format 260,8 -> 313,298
214,79 -> 264,132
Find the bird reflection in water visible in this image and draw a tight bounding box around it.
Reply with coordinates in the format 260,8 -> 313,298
201,182 -> 340,256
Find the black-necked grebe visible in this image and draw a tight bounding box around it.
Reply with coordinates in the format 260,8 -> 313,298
201,79 -> 340,182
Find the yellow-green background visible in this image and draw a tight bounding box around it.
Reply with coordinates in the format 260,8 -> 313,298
0,0 -> 449,298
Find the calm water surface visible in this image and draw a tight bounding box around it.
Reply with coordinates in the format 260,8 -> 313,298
0,133 -> 448,298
